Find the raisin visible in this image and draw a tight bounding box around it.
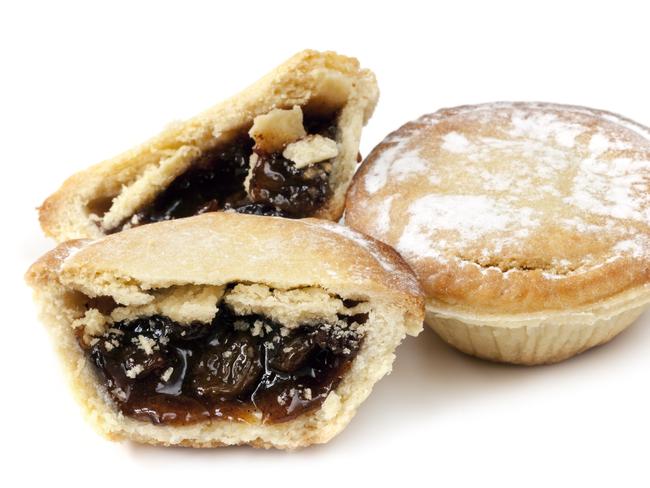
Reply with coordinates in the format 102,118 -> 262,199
247,153 -> 330,217
108,113 -> 340,232
267,333 -> 316,373
83,299 -> 363,426
155,347 -> 192,396
224,202 -> 289,217
169,320 -> 214,343
189,333 -> 262,399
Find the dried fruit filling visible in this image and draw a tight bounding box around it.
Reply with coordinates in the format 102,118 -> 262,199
116,113 -> 338,230
82,305 -> 365,425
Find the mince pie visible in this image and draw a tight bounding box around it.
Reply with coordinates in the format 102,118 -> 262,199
26,213 -> 423,448
346,102 -> 650,364
39,50 -> 378,242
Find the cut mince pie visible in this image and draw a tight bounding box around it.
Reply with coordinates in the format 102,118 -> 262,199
346,102 -> 650,365
38,50 -> 378,242
26,213 -> 423,449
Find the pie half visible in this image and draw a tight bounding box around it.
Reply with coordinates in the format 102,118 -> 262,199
26,213 -> 423,448
39,50 -> 379,242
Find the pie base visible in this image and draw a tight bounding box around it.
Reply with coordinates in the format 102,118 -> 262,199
426,285 -> 650,365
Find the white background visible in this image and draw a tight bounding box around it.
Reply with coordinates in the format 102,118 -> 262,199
3,1 -> 650,486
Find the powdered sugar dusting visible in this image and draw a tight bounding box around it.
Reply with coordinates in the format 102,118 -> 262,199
364,130 -> 429,193
372,196 -> 394,235
356,102 -> 650,276
310,221 -> 420,290
442,132 -> 472,153
467,138 -> 570,195
397,195 -> 540,260
363,135 -> 407,194
555,126 -> 583,148
588,133 -> 610,155
613,237 -> 647,259
509,109 -> 585,148
565,157 -> 650,221
60,241 -> 92,270
389,152 -> 431,182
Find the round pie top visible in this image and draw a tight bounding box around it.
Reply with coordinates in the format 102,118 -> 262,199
346,102 -> 650,314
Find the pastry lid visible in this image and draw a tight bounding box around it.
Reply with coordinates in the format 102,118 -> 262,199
346,102 -> 650,313
27,212 -> 424,332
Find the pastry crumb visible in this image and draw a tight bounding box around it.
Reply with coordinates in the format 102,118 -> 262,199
283,135 -> 338,168
136,334 -> 157,355
160,367 -> 174,382
251,320 -> 265,337
126,364 -> 144,379
249,106 -> 306,153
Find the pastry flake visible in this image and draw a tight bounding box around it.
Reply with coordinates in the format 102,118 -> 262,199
283,134 -> 339,168
249,106 -> 307,153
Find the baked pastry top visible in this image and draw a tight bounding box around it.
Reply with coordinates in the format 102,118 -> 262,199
27,213 -> 423,448
346,102 -> 650,314
39,50 -> 379,242
43,214 -> 422,307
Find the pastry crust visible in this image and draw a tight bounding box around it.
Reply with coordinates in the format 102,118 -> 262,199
426,285 -> 650,364
39,50 -> 379,242
346,102 -> 650,364
26,213 -> 423,448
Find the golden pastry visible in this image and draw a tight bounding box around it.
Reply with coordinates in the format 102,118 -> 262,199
26,213 -> 423,448
39,50 -> 378,242
346,102 -> 650,364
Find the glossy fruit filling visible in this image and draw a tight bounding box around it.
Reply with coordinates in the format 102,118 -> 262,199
82,304 -> 365,425
111,112 -> 338,231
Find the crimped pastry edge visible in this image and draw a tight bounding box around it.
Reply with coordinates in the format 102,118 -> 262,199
425,284 -> 650,364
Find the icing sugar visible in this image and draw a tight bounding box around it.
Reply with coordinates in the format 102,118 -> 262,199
509,110 -> 585,149
364,133 -> 430,193
560,216 -> 611,234
372,196 -> 394,235
469,138 -> 569,190
588,133 -> 610,156
60,241 -> 92,269
359,102 -> 650,274
441,132 -> 472,153
397,195 -> 539,260
613,238 -> 646,259
509,111 -> 561,140
310,221 -> 418,288
565,156 -> 650,222
555,126 -> 583,148
389,152 -> 431,182
363,136 -> 406,194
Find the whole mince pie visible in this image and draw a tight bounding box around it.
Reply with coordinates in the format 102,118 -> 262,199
38,50 -> 379,242
26,213 -> 424,449
345,101 -> 650,365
